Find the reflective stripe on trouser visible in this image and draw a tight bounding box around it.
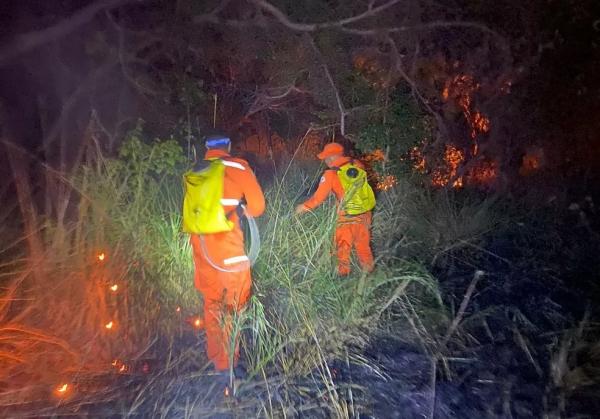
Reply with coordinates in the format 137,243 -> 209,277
334,211 -> 374,275
190,225 -> 251,370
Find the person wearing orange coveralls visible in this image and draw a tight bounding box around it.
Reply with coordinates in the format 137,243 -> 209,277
295,142 -> 375,276
189,136 -> 265,372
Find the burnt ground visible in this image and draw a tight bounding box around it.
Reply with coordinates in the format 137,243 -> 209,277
336,198 -> 600,418
4,195 -> 600,418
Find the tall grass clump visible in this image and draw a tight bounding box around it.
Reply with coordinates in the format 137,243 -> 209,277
223,164 -> 447,414
3,130 -> 501,416
373,177 -> 508,268
0,128 -> 197,411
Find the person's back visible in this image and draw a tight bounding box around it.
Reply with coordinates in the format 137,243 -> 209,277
188,135 -> 265,373
296,142 -> 375,276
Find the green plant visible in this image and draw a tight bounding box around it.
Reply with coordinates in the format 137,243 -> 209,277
1,132 -> 451,416
357,89 -> 433,178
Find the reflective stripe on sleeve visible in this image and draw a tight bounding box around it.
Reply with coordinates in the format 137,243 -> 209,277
223,255 -> 249,265
222,160 -> 246,170
220,198 -> 240,206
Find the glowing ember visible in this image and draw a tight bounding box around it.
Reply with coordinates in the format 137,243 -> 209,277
194,318 -> 204,328
524,156 -> 539,170
473,112 -> 490,134
54,383 -> 70,397
97,252 -> 106,261
110,284 -> 118,292
431,145 -> 465,188
112,359 -> 128,373
176,306 -> 181,313
519,147 -> 545,176
410,146 -> 426,173
105,321 -> 114,330
500,80 -> 512,94
468,159 -> 497,185
376,175 -> 397,191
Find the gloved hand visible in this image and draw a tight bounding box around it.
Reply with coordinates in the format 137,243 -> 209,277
295,204 -> 307,215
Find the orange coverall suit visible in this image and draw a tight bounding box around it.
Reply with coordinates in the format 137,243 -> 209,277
301,156 -> 374,276
189,149 -> 265,371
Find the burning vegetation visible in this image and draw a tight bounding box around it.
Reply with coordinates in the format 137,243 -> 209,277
403,73 -> 499,189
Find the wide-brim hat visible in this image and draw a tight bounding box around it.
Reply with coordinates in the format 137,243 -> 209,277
317,142 -> 344,160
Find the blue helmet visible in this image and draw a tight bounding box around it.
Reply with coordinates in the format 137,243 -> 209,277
205,136 -> 231,149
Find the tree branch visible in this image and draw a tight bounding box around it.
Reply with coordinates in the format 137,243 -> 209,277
343,21 -> 505,41
252,0 -> 401,32
0,0 -> 135,66
386,36 -> 449,140
303,35 -> 347,135
245,85 -> 306,117
42,60 -> 118,152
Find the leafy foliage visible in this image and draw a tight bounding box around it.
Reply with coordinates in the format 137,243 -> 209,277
357,89 -> 433,177
118,120 -> 186,178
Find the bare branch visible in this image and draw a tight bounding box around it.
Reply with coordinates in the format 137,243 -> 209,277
245,85 -> 306,117
193,0 -> 260,27
42,60 -> 118,152
342,21 -> 509,54
0,0 -> 135,66
107,11 -> 165,96
193,0 -> 509,59
439,270 -> 483,350
386,36 -> 449,139
304,35 -> 347,135
252,0 -> 401,31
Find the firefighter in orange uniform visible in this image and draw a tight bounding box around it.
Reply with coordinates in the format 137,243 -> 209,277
189,136 -> 265,372
295,142 -> 375,276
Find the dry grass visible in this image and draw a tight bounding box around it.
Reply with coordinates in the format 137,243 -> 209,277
0,138 -> 485,417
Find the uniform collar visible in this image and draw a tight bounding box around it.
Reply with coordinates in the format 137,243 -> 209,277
204,149 -> 230,159
330,155 -> 351,168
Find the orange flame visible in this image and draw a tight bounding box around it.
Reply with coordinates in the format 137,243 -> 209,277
194,318 -> 204,329
112,359 -> 128,373
110,284 -> 118,292
105,321 -> 114,330
431,145 -> 465,188
54,383 -> 70,397
442,74 -> 490,156
97,252 -> 106,262
473,112 -> 490,134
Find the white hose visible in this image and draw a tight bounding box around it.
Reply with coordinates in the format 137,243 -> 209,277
198,205 -> 260,273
